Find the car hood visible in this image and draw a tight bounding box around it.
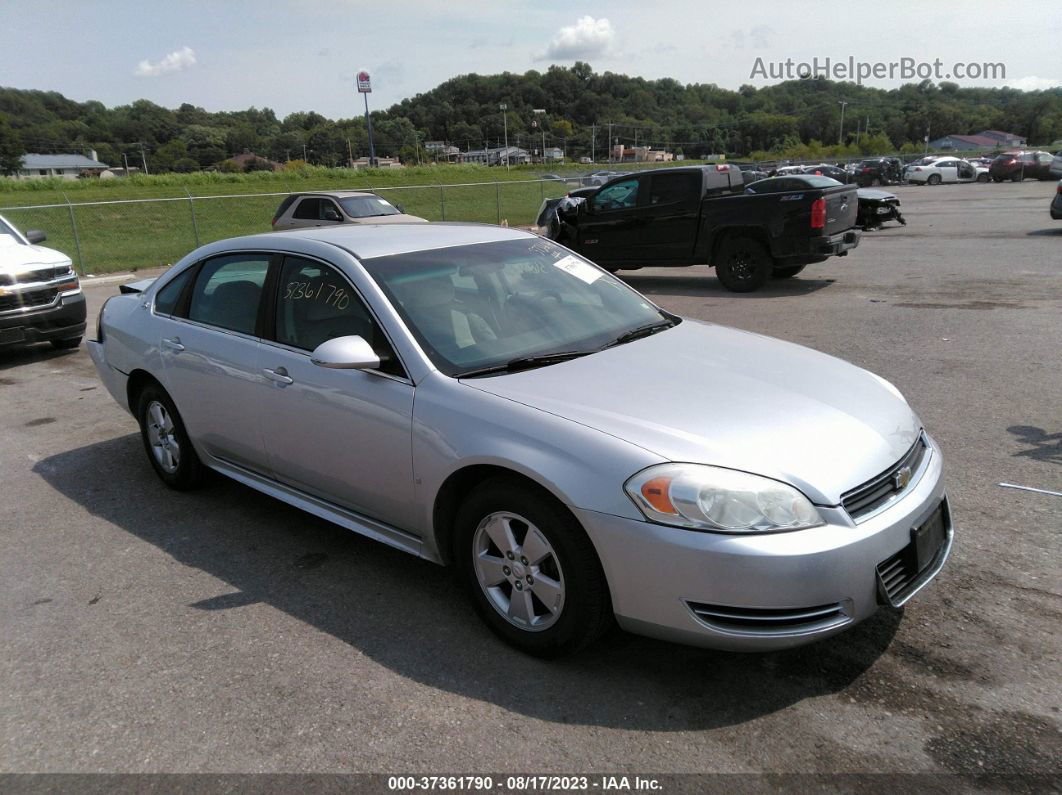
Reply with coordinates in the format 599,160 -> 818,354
462,320 -> 921,506
857,188 -> 898,202
0,236 -> 71,274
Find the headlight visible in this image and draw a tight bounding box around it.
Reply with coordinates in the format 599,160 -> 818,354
56,263 -> 80,295
624,464 -> 823,534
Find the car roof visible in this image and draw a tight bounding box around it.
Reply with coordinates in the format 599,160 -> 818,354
235,222 -> 534,260
287,190 -> 380,199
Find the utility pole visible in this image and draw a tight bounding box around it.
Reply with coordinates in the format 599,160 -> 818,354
138,142 -> 149,174
607,122 -> 612,163
837,101 -> 849,146
500,104 -> 509,170
347,138 -> 353,167
924,120 -> 931,156
591,124 -> 596,163
302,143 -> 308,162
122,152 -> 129,173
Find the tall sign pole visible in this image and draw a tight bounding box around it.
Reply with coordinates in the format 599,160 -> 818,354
357,71 -> 376,167
499,103 -> 509,170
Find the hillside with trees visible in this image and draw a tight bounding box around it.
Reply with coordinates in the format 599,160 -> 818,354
2,63 -> 1061,174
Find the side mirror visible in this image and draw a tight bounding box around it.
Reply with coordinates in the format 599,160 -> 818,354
310,335 -> 381,370
25,229 -> 46,244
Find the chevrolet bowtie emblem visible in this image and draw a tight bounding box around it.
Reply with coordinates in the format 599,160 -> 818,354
894,466 -> 913,490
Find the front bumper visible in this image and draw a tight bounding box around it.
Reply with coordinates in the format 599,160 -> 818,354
575,436 -> 951,651
1051,196 -> 1062,220
0,292 -> 86,349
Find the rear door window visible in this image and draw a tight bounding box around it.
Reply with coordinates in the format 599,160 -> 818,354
649,172 -> 700,205
293,198 -> 321,220
187,254 -> 270,335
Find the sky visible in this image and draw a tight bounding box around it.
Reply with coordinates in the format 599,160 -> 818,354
2,0 -> 1061,120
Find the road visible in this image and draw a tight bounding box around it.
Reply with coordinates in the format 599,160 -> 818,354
1,179 -> 1059,782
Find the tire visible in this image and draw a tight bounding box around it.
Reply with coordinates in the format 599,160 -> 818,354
454,477 -> 612,657
927,174 -> 941,186
977,173 -> 989,183
1010,172 -> 1022,182
49,336 -> 82,350
715,235 -> 773,293
136,382 -> 205,490
773,265 -> 806,279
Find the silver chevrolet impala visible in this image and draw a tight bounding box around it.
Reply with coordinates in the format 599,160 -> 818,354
89,223 -> 952,656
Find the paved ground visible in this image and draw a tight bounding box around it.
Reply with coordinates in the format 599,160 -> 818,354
1,180 -> 1059,780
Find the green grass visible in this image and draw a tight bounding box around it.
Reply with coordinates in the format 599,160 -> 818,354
0,162 -> 707,274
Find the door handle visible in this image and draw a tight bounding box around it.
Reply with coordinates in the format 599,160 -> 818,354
262,367 -> 294,386
161,337 -> 185,352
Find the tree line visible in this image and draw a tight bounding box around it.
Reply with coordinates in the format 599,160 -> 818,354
2,62 -> 1061,175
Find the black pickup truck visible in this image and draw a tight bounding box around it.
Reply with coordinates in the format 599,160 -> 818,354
541,165 -> 860,292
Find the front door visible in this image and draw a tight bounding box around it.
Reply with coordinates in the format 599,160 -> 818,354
576,176 -> 647,265
257,255 -> 417,530
158,253 -> 272,473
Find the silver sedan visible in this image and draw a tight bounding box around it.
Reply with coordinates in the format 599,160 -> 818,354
89,223 -> 952,656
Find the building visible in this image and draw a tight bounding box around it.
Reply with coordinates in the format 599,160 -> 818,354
461,146 -> 530,166
610,145 -> 674,163
543,146 -> 564,162
16,152 -> 109,180
425,141 -> 461,161
351,157 -> 402,168
229,151 -> 281,171
927,130 -> 1027,151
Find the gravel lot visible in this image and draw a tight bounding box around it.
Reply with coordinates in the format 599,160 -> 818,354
2,180 -> 1059,782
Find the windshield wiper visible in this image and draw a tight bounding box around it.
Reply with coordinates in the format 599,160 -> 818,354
603,318 -> 678,349
457,351 -> 590,378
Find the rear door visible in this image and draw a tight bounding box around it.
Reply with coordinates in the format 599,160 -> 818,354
285,197 -> 345,229
641,170 -> 702,261
575,175 -> 648,264
157,252 -> 272,473
936,159 -> 960,183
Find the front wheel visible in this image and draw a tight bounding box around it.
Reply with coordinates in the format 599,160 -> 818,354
977,173 -> 990,183
454,478 -> 612,657
137,383 -> 205,490
1010,173 -> 1022,182
715,236 -> 773,293
773,264 -> 806,279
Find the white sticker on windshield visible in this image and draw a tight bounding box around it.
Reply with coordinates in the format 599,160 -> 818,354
552,254 -> 602,284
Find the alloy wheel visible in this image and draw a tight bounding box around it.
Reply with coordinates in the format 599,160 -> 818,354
146,400 -> 180,474
472,511 -> 565,632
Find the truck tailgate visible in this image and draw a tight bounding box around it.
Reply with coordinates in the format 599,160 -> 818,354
824,185 -> 859,236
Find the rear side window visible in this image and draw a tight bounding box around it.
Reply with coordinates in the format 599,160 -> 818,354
293,198 -> 321,219
187,254 -> 270,335
154,267 -> 195,316
273,195 -> 297,223
649,173 -> 700,205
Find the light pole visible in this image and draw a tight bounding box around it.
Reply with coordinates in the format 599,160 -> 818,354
499,103 -> 509,170
533,109 -> 547,164
838,101 -> 849,146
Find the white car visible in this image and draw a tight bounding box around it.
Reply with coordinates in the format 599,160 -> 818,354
907,157 -> 989,185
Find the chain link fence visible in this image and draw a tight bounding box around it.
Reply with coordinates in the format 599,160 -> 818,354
0,177 -> 574,275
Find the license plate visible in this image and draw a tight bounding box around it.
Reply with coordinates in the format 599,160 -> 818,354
0,327 -> 26,344
912,503 -> 946,571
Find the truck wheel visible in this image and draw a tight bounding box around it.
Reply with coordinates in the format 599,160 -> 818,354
715,236 -> 773,293
773,265 -> 806,279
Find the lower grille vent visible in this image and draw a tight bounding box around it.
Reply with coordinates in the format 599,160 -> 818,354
687,601 -> 850,634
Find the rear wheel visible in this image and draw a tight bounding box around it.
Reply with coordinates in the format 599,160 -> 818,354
454,478 -> 612,657
1010,172 -> 1022,182
927,174 -> 942,186
49,336 -> 81,350
773,264 -> 806,279
977,173 -> 990,183
136,383 -> 205,490
715,236 -> 773,293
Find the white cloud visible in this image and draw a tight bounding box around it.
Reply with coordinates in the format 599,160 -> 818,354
537,16 -> 614,61
1002,75 -> 1062,91
134,46 -> 197,78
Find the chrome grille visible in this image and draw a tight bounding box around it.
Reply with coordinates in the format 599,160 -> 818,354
0,287 -> 59,313
842,436 -> 927,520
687,601 -> 850,634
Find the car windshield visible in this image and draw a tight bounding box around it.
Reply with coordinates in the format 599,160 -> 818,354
0,216 -> 24,244
362,238 -> 672,376
338,195 -> 402,218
